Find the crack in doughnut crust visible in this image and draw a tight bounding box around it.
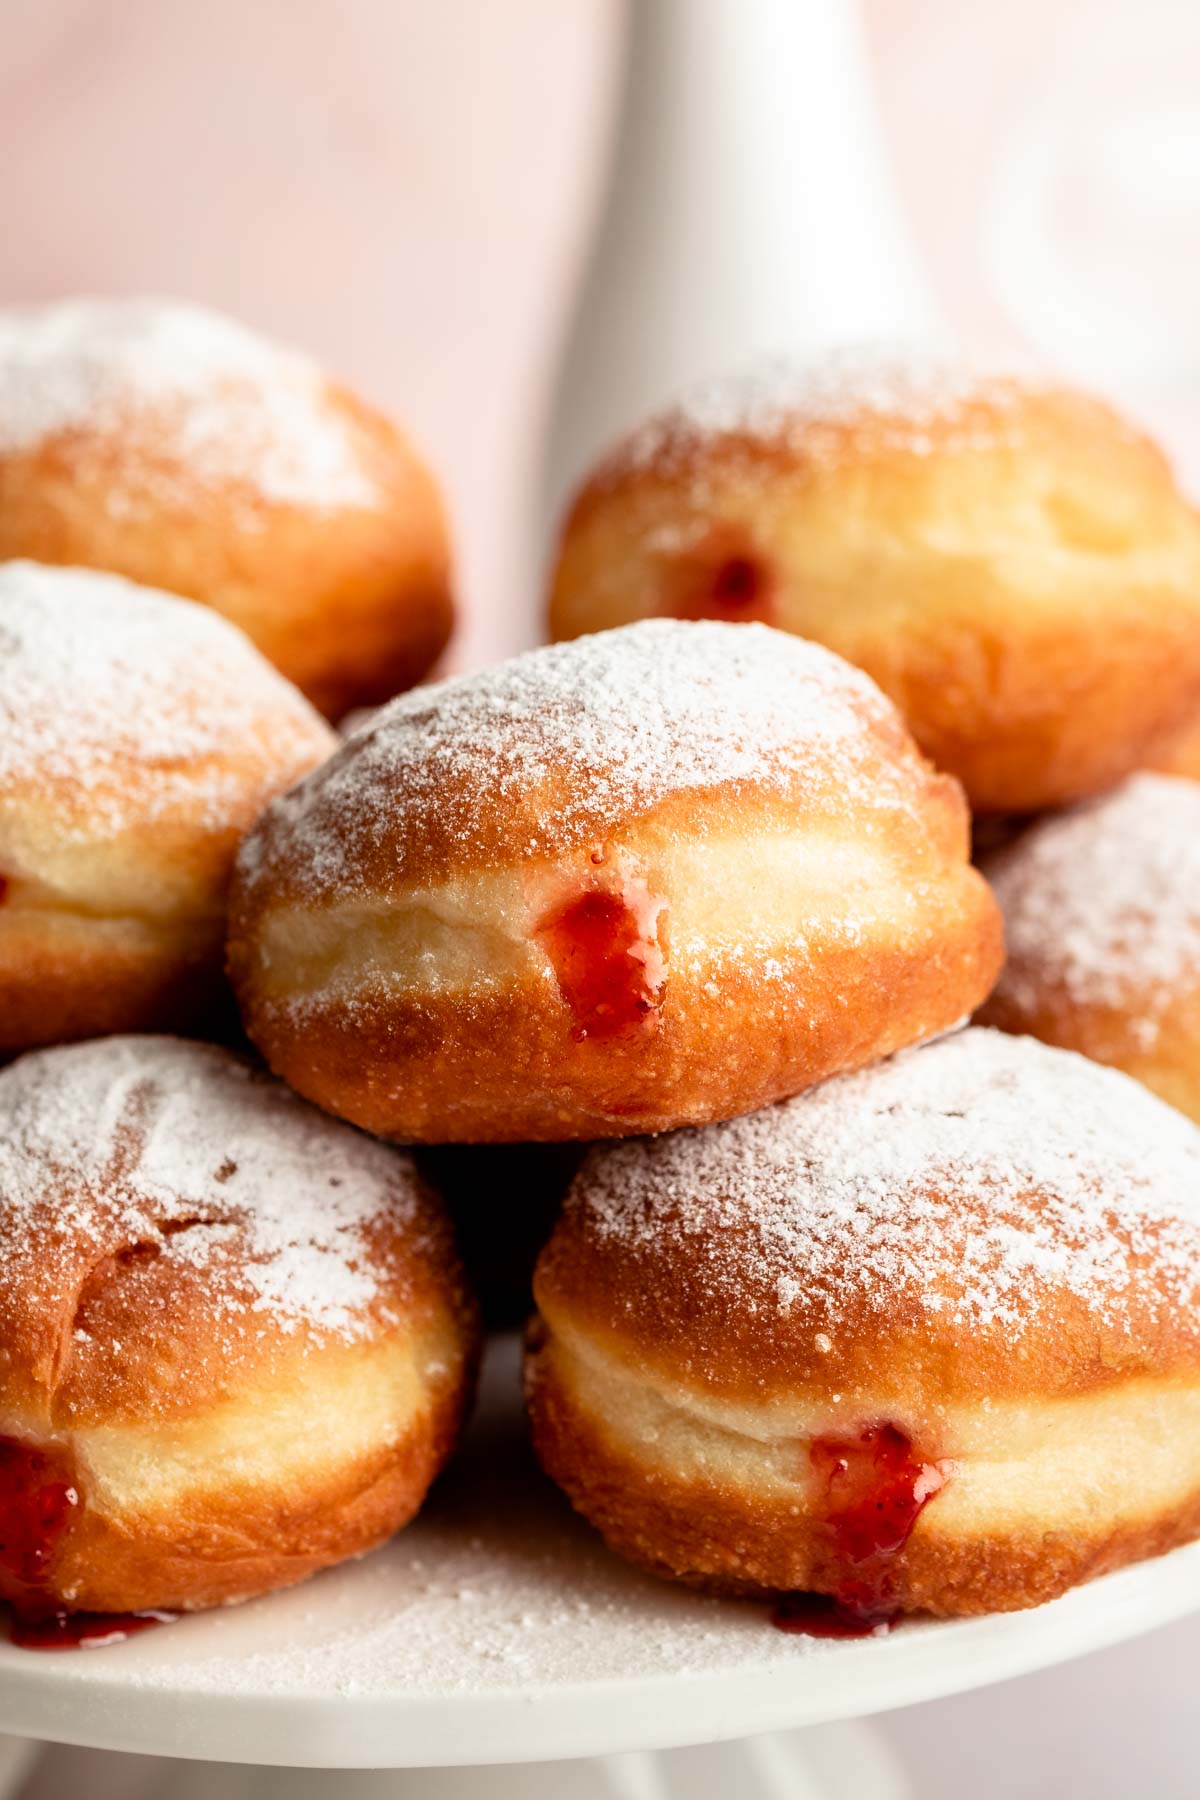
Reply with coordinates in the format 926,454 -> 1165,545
979,773 -> 1200,1122
526,1029 -> 1200,1616
228,619 -> 1003,1142
0,298 -> 453,717
548,344 -> 1200,814
0,561 -> 337,1052
0,1036 -> 478,1617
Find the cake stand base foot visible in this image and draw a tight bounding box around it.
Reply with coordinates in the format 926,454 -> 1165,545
5,1721 -> 911,1799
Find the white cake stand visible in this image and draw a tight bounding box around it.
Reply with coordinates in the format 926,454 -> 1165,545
2,1335 -> 1200,1796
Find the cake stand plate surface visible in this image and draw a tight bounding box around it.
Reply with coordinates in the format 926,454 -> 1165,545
2,1337 -> 1199,1771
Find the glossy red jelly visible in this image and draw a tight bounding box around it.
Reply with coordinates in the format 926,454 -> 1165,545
0,873 -> 8,904
536,884 -> 665,1041
773,1423 -> 947,1638
9,1607 -> 175,1651
772,1591 -> 884,1640
0,1436 -> 178,1652
0,1436 -> 78,1593
670,543 -> 776,625
709,555 -> 767,612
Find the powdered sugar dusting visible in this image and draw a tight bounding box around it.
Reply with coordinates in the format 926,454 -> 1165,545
614,341 -> 1028,474
240,619 -> 920,898
0,561 -> 330,829
0,297 -> 377,511
0,1036 -> 418,1339
985,775 -> 1200,1049
576,1028 -> 1200,1335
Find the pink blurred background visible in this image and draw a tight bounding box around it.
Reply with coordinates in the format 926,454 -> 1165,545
7,0 -> 1200,1791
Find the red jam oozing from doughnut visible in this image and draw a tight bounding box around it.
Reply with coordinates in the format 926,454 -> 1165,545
773,1423 -> 948,1638
0,1437 -> 176,1652
9,1608 -> 175,1652
0,874 -> 8,904
668,533 -> 776,625
0,1435 -> 170,1652
0,1437 -> 78,1594
709,555 -> 768,613
537,881 -> 665,1042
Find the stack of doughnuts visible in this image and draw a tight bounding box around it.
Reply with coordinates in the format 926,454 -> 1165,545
5,308 -> 1200,1647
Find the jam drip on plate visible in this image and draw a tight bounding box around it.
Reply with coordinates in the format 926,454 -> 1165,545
536,879 -> 666,1042
10,1608 -> 175,1651
773,1423 -> 949,1639
0,1434 -> 174,1652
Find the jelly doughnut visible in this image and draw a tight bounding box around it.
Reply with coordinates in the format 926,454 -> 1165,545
228,619 -> 1003,1142
526,1028 -> 1200,1623
978,774 -> 1200,1122
548,345 -> 1200,814
0,1035 -> 477,1629
0,297 -> 453,717
0,561 -> 335,1054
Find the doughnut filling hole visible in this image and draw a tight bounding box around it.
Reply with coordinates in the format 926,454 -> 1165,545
774,1425 -> 949,1637
533,864 -> 666,1043
662,526 -> 777,626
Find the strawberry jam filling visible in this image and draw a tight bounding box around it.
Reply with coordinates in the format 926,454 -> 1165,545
0,1436 -> 78,1597
536,880 -> 665,1042
0,1434 -> 173,1652
773,1423 -> 948,1638
9,1608 -> 174,1651
667,535 -> 776,625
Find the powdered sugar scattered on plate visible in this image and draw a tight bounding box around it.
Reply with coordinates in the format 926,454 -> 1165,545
0,1036 -> 418,1340
0,297 -> 377,511
612,341 -> 1029,474
984,774 -> 1200,1048
0,560 -> 331,830
575,1027 -> 1200,1334
239,618 -> 924,897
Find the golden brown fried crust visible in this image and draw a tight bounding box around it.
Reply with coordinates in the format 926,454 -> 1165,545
532,1173 -> 1200,1413
0,1158 -> 473,1429
0,912 -> 233,1056
234,890 -> 1001,1143
38,1366 -> 472,1616
230,665 -> 949,892
525,1343 -> 1200,1616
549,384 -> 1200,813
1151,713 -> 1200,781
0,384 -> 453,719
